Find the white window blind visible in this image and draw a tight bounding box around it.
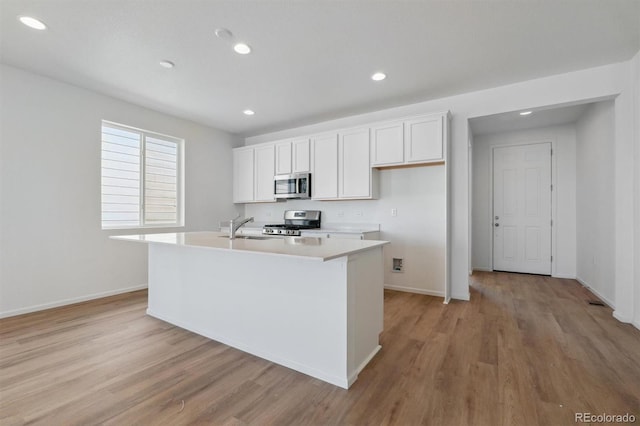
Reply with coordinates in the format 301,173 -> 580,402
101,121 -> 183,229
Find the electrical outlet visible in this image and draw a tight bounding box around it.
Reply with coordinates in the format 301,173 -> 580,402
391,208 -> 397,217
355,210 -> 363,217
392,258 -> 404,273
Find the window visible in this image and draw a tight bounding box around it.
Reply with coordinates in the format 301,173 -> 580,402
101,121 -> 183,229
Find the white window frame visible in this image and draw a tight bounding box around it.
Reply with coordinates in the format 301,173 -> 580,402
101,120 -> 185,230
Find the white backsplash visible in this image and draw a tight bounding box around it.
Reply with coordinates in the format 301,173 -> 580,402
244,165 -> 446,296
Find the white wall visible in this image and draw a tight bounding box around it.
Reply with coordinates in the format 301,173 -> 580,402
245,166 -> 447,297
472,125 -> 577,278
0,64 -> 241,317
575,102 -> 616,305
246,58 -> 637,303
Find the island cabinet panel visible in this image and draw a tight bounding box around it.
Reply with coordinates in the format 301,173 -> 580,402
404,114 -> 443,163
145,240 -> 385,389
371,121 -> 404,166
311,133 -> 339,199
233,147 -> 254,203
339,128 -> 372,199
254,144 -> 276,202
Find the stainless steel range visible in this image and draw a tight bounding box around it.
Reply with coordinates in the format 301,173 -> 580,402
263,210 -> 321,236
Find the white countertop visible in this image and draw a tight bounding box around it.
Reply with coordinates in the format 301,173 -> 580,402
112,231 -> 388,262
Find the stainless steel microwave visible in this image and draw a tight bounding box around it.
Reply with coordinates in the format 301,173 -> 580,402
274,173 -> 311,199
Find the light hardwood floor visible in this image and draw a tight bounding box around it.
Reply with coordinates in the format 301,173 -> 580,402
1,272 -> 639,425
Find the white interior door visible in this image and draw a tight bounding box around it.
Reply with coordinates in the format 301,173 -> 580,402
493,143 -> 551,275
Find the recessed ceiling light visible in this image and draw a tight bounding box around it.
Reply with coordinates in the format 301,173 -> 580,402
234,43 -> 251,55
18,16 -> 47,30
371,72 -> 386,81
214,28 -> 233,40
519,111 -> 533,116
243,109 -> 255,116
159,60 -> 175,69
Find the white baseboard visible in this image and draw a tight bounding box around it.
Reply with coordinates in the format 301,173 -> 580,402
575,276 -> 615,309
452,291 -> 471,301
552,273 -> 577,279
0,284 -> 148,319
613,310 -> 633,324
384,284 -> 444,298
471,267 -> 493,272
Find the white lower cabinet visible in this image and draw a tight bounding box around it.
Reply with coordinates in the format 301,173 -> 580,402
301,230 -> 380,240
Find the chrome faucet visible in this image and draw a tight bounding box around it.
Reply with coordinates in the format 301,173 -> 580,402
229,215 -> 254,239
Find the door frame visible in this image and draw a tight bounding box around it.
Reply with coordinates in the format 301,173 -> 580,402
488,139 -> 557,276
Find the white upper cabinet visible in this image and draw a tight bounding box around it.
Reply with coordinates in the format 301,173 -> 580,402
275,138 -> 310,175
339,128 -> 372,198
233,111 -> 447,202
254,144 -> 276,202
404,114 -> 444,164
233,147 -> 254,203
371,121 -> 404,166
370,112 -> 447,167
311,134 -> 339,199
275,142 -> 292,175
292,138 -> 310,173
233,144 -> 275,203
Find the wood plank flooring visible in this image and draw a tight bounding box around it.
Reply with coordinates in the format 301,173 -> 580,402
1,272 -> 639,425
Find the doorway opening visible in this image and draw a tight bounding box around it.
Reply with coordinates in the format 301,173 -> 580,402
468,99 -> 615,304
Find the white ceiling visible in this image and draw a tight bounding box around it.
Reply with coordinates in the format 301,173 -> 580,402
469,103 -> 594,136
1,1 -> 639,137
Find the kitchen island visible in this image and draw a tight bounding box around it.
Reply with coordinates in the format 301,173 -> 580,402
112,231 -> 388,389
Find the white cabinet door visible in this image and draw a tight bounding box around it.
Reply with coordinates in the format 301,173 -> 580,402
233,147 -> 254,203
292,138 -> 310,173
339,128 -> 371,198
275,142 -> 292,175
371,122 -> 403,166
311,134 -> 338,199
404,115 -> 443,163
254,144 -> 275,202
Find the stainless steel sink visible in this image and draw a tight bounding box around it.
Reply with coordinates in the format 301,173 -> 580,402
218,235 -> 276,240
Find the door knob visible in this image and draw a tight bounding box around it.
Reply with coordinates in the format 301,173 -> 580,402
494,223 -> 499,227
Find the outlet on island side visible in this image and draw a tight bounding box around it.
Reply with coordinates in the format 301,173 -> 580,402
392,258 -> 404,273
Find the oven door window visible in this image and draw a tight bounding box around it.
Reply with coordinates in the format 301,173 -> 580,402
275,178 -> 297,195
